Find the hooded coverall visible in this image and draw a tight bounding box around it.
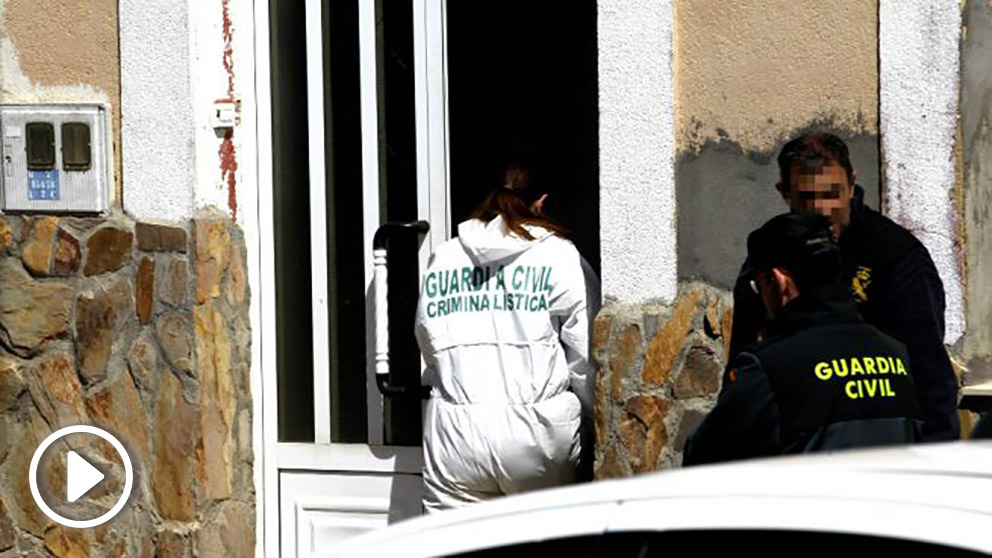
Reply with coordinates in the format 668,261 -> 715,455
415,216 -> 598,512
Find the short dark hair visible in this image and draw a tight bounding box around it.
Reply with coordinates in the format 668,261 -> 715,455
777,133 -> 854,188
747,212 -> 843,291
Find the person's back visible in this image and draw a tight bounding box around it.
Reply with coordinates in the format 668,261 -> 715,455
744,285 -> 922,454
684,213 -> 922,466
418,218 -> 589,407
415,161 -> 597,512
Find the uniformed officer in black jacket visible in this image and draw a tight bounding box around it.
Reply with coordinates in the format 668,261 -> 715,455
684,213 -> 922,466
728,133 -> 959,442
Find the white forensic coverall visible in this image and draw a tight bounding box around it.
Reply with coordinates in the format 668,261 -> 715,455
415,216 -> 599,512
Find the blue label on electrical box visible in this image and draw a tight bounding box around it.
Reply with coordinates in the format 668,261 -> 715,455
28,170 -> 60,201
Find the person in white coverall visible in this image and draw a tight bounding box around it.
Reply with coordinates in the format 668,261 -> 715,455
415,162 -> 599,513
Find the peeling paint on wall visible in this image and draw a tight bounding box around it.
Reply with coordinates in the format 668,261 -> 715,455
219,0 -> 238,220
674,0 -> 878,156
186,0 -> 246,223
673,1 -> 881,287
0,0 -> 122,203
222,0 -> 236,101
220,130 -> 239,221
677,133 -> 881,288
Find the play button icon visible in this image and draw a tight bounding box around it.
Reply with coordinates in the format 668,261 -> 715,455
66,450 -> 106,503
29,425 -> 134,528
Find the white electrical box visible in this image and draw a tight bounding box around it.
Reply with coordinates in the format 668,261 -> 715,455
1,104 -> 110,214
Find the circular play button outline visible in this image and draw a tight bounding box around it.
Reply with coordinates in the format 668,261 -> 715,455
29,424 -> 134,528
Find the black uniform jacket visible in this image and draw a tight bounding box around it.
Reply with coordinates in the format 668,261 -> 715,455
685,285 -> 923,466
728,187 -> 959,441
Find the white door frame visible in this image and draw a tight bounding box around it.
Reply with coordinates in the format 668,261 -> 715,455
251,0 -> 279,552
253,0 -> 450,555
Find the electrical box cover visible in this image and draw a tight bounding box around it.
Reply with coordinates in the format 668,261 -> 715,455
1,105 -> 110,214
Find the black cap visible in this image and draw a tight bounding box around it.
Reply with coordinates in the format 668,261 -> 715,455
747,212 -> 840,281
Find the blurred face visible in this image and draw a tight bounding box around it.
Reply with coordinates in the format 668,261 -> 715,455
779,162 -> 854,239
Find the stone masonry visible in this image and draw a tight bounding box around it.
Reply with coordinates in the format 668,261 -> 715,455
593,283 -> 732,478
0,211 -> 252,557
593,282 -> 975,480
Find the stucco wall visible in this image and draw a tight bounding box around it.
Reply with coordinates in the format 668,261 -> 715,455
880,0 -> 965,346
118,0 -> 195,222
674,0 -> 880,288
675,1 -> 877,155
599,0 -> 677,304
0,0 -> 122,202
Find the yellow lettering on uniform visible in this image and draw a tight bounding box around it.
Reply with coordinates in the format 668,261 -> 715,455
885,378 -> 896,396
833,359 -> 848,378
814,362 -> 833,381
896,358 -> 908,376
849,359 -> 862,375
876,357 -> 890,374
849,359 -> 864,376
864,357 -> 877,375
846,381 -> 859,399
865,379 -> 878,397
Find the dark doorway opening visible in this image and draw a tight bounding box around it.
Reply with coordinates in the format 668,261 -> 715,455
447,2 -> 600,273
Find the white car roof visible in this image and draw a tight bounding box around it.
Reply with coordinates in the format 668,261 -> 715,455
323,441 -> 992,557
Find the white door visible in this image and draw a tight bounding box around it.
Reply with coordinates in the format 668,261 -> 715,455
260,0 -> 599,553
260,0 -> 450,556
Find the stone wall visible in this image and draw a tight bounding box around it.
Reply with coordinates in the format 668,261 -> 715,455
593,283 -> 732,478
0,212 -> 252,557
593,283 -> 980,480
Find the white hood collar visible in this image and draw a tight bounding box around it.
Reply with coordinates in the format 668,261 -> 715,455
457,216 -> 554,265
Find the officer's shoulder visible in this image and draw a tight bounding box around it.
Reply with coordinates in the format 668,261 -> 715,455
859,206 -> 923,256
747,332 -> 794,355
727,351 -> 766,381
540,232 -> 578,250
428,236 -> 469,264
862,323 -> 911,356
537,234 -> 581,261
